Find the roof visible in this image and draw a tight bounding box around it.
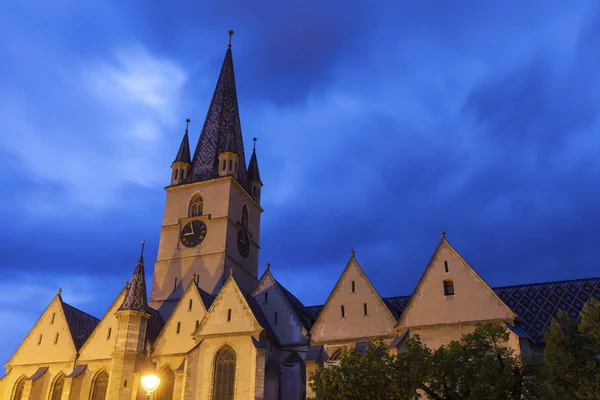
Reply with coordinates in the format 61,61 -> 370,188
119,255 -> 148,313
275,280 -> 315,331
306,277 -> 600,345
188,45 -> 249,190
195,285 -> 215,310
61,300 -> 100,350
239,286 -> 281,347
247,147 -> 261,183
145,306 -> 165,344
174,128 -> 191,164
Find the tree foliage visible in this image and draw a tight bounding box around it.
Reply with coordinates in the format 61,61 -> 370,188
543,298 -> 600,399
309,323 -> 533,400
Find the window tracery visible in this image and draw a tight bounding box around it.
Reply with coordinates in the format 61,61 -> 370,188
189,194 -> 204,217
212,346 -> 236,400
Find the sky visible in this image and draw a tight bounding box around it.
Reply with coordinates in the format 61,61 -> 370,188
1,0 -> 599,365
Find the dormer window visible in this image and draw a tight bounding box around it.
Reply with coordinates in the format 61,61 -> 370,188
443,280 -> 455,296
189,194 -> 204,217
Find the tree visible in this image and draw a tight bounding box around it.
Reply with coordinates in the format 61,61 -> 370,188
309,339 -> 416,399
544,298 -> 600,399
399,322 -> 534,400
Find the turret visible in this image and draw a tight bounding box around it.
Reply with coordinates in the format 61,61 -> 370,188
171,119 -> 192,186
247,138 -> 263,204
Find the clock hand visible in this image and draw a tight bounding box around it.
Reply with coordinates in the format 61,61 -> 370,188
189,221 -> 195,235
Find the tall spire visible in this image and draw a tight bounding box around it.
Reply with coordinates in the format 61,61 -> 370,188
189,30 -> 249,189
174,119 -> 191,164
119,241 -> 149,313
247,137 -> 261,183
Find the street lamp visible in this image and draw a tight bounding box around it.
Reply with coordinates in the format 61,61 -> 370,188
141,368 -> 160,398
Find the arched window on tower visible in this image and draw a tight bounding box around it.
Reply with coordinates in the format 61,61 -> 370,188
50,374 -> 65,400
155,368 -> 175,400
91,371 -> 109,400
212,346 -> 236,400
11,377 -> 26,400
241,205 -> 248,229
189,194 -> 204,217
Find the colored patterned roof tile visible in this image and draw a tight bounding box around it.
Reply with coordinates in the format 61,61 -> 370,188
174,128 -> 191,164
247,147 -> 261,183
119,256 -> 148,313
61,300 -> 100,351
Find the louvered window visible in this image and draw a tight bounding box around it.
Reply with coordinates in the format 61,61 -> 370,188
91,371 -> 109,400
212,347 -> 236,400
444,280 -> 455,296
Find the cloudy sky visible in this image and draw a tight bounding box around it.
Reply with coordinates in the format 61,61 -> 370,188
1,0 -> 599,363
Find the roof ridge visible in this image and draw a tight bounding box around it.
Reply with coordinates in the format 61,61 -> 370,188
61,301 -> 100,322
492,276 -> 600,290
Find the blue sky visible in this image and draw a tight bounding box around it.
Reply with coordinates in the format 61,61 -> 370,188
1,0 -> 599,364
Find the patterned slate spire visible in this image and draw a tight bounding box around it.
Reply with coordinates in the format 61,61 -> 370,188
119,242 -> 148,313
247,138 -> 261,183
188,31 -> 249,189
174,118 -> 191,164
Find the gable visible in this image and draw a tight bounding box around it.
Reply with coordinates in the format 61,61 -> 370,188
398,239 -> 516,329
7,295 -> 77,366
78,290 -> 126,361
310,257 -> 397,342
195,277 -> 262,337
254,271 -> 307,344
153,283 -> 208,356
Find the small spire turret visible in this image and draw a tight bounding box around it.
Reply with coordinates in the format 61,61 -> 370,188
247,137 -> 263,203
171,119 -> 192,186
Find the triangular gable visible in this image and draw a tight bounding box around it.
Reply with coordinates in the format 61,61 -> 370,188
6,294 -> 79,366
310,255 -> 397,342
397,236 -> 516,329
78,289 -> 126,361
194,275 -> 263,337
253,269 -> 310,344
153,281 -> 210,356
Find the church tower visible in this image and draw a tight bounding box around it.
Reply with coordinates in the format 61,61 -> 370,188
150,31 -> 263,305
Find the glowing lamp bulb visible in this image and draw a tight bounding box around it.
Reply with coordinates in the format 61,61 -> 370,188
141,374 -> 160,395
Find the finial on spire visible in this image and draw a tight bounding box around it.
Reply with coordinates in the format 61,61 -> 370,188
228,30 -> 234,47
441,230 -> 446,239
140,240 -> 146,257
266,262 -> 270,270
57,288 -> 62,295
185,118 -> 190,133
253,137 -> 257,151
230,268 -> 234,276
351,249 -> 356,257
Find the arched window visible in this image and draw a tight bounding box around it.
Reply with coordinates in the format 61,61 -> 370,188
91,371 -> 109,400
174,169 -> 178,180
50,374 -> 65,400
11,377 -> 25,400
241,205 -> 248,229
212,346 -> 236,400
329,349 -> 343,362
155,368 -> 175,400
188,194 -> 204,217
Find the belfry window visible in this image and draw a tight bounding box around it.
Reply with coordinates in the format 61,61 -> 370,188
188,194 -> 204,217
212,347 -> 236,400
241,205 -> 248,229
443,280 -> 455,296
174,169 -> 178,180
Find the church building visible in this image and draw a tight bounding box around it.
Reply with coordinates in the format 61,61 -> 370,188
1,33 -> 599,400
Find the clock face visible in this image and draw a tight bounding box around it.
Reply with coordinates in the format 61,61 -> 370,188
237,229 -> 250,258
180,219 -> 208,248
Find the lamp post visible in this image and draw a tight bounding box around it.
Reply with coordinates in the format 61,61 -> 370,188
141,368 -> 160,399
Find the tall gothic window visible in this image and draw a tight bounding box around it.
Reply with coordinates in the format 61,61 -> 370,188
212,346 -> 236,400
241,205 -> 248,229
50,374 -> 65,400
189,194 -> 204,217
91,371 -> 109,400
155,368 -> 175,400
12,377 -> 25,400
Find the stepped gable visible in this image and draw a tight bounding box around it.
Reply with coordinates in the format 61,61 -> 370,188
305,277 -> 600,344
61,301 -> 100,350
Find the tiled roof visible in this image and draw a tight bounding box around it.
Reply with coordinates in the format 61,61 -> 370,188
174,129 -> 191,164
247,148 -> 261,183
275,280 -> 315,331
305,277 -> 600,344
145,306 -> 165,344
61,300 -> 100,350
188,45 -> 249,190
119,256 -> 148,313
195,285 -> 215,310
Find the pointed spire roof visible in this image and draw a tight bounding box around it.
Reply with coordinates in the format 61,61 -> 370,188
174,119 -> 191,164
189,31 -> 249,189
119,241 -> 149,313
247,137 -> 261,182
